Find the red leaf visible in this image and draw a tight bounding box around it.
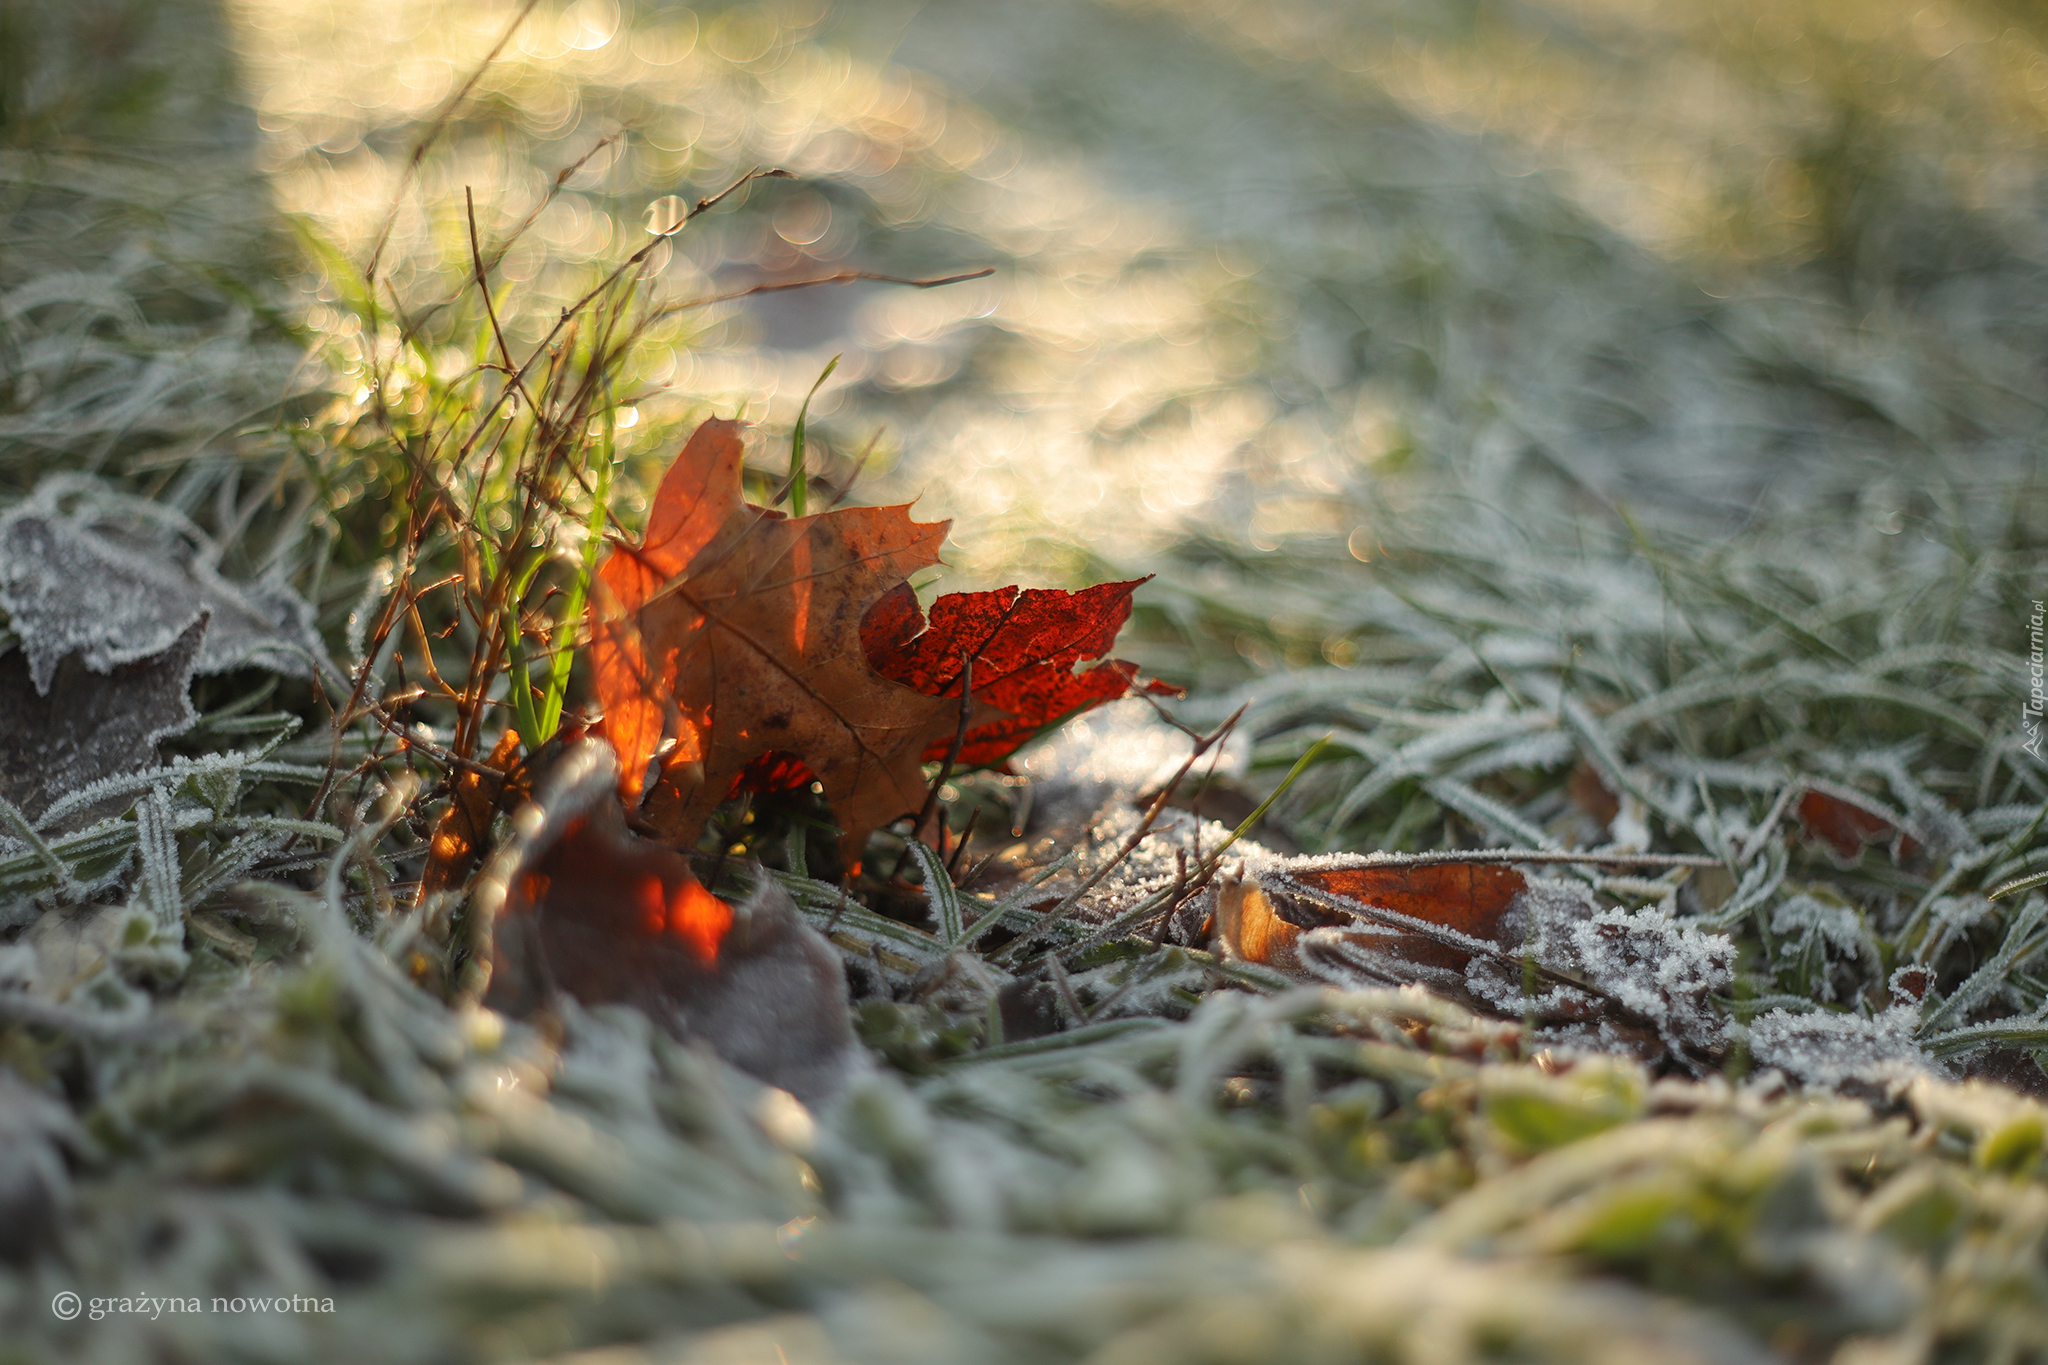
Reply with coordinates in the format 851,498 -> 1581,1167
862,577 -> 1177,768
587,417 -> 1172,857
1797,788 -> 1917,861
587,417 -> 957,858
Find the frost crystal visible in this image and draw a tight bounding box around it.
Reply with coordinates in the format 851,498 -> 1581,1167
1748,1005 -> 1932,1090
1002,699 -> 1270,937
1468,878 -> 1736,1058
1769,892 -> 1881,1003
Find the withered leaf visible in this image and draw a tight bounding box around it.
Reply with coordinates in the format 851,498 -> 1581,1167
1217,861 -> 1528,990
0,614 -> 205,826
1797,787 -> 1918,862
1567,761 -> 1621,828
590,418 -> 958,859
482,743 -> 856,1107
0,482 -> 321,693
1216,858 -> 1735,1071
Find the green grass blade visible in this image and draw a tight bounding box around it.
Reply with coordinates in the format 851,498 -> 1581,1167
785,353 -> 839,519
908,838 -> 964,946
539,407 -> 615,742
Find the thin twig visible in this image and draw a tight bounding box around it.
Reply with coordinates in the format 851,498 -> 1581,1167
1046,953 -> 1086,1031
654,267 -> 996,318
364,0 -> 545,283
990,705 -> 1245,965
948,805 -> 983,879
1152,849 -> 1189,946
915,657 -> 976,839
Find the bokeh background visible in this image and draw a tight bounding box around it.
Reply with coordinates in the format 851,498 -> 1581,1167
10,0 -> 2047,593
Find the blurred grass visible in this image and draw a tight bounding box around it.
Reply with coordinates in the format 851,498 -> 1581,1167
3,0 -> 2048,1362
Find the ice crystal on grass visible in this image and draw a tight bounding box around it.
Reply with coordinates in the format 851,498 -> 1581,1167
6,2 -> 2048,1358
1768,891 -> 1882,1004
1748,1005 -> 1932,1091
1460,878 -> 1736,1062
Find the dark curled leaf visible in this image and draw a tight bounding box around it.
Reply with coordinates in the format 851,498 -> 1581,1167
0,1070 -> 86,1264
480,742 -> 857,1108
0,614 -> 205,826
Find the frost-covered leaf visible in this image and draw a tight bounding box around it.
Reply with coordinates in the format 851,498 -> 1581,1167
1749,1005 -> 1931,1090
0,478 -> 323,694
0,614 -> 203,824
1217,857 -> 1734,1066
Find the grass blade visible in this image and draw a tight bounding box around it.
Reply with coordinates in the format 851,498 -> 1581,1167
785,354 -> 839,519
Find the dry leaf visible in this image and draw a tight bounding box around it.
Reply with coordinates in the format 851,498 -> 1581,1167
1215,858 -> 1735,1070
0,613 -> 205,826
481,742 -> 856,1106
1566,761 -> 1620,828
0,480 -> 321,692
590,418 -> 958,859
1797,787 -> 1919,863
1217,861 -> 1528,991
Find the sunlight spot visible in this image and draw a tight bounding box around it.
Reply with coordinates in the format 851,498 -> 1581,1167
563,0 -> 619,51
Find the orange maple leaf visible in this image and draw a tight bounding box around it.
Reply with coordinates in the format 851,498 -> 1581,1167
589,417 -> 962,859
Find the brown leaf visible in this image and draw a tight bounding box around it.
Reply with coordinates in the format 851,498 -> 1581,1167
481,743 -> 856,1107
590,418 -> 959,860
1214,873 -> 1308,972
1797,787 -> 1919,862
1567,761 -> 1620,828
1215,859 -> 1733,1071
1796,789 -> 1890,858
1218,861 -> 1528,991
